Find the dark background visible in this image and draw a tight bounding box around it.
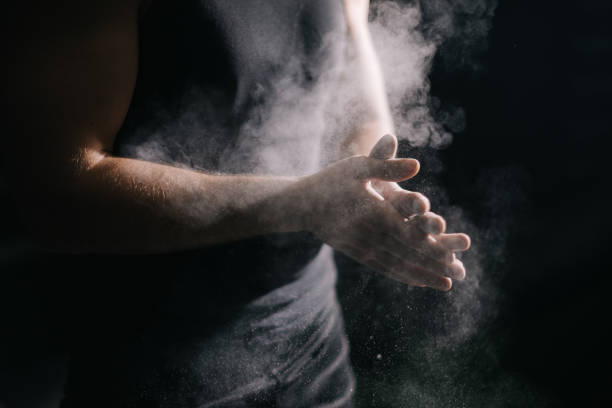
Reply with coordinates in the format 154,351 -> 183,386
2,0 -> 611,406
339,0 -> 612,406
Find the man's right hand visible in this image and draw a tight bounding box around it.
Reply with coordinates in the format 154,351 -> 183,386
297,141 -> 470,291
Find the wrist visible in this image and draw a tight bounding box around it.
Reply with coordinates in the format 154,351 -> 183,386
245,175 -> 315,234
285,175 -> 321,234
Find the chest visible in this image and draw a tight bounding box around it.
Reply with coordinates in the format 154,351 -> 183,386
116,0 -> 347,174
134,0 -> 346,109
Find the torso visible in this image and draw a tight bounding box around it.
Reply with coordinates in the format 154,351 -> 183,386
116,0 -> 347,174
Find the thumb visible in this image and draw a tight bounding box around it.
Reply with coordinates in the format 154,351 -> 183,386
369,134 -> 398,159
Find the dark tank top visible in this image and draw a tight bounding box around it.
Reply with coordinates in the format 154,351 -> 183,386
116,0 -> 346,173
46,0 -> 349,345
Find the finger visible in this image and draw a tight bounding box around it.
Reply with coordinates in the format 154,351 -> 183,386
369,134 -> 398,160
387,190 -> 430,217
334,232 -> 457,288
367,258 -> 425,287
376,247 -> 462,280
438,233 -> 471,252
381,252 -> 453,290
370,180 -> 431,217
366,204 -> 451,263
353,156 -> 419,182
366,226 -> 452,269
406,266 -> 453,291
410,212 -> 446,235
367,255 -> 428,287
413,251 -> 464,279
451,259 -> 466,281
386,262 -> 452,291
416,235 -> 454,264
370,179 -> 401,196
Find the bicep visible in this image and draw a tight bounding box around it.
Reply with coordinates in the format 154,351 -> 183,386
2,1 -> 140,177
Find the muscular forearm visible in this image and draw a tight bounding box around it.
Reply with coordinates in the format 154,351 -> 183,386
24,150 -> 308,254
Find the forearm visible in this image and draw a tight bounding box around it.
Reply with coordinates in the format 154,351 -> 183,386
24,151 -> 309,254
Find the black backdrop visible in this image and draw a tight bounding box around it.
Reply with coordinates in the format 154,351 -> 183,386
1,0 -> 611,407
338,0 -> 612,406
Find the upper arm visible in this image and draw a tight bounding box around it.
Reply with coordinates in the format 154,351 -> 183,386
341,0 -> 394,155
1,1 -> 141,179
343,0 -> 370,32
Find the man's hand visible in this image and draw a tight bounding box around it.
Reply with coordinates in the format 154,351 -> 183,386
299,135 -> 470,291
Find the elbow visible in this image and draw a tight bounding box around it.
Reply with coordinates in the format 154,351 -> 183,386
8,148 -> 113,253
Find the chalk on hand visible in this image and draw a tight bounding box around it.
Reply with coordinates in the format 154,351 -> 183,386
369,134 -> 398,160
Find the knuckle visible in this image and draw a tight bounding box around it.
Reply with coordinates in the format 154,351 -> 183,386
415,192 -> 430,201
339,156 -> 360,178
424,211 -> 439,219
415,193 -> 431,211
347,155 -> 370,176
402,192 -> 426,213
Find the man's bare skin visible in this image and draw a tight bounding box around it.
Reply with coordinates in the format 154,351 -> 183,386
1,0 -> 470,291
